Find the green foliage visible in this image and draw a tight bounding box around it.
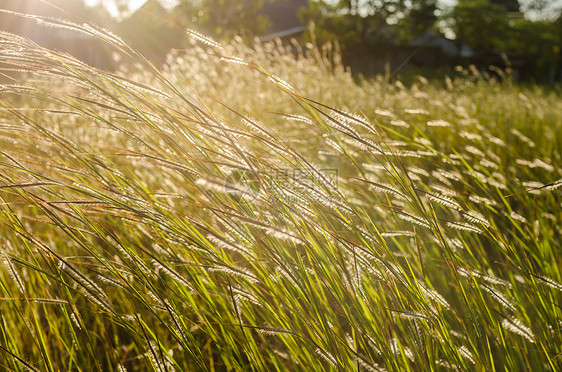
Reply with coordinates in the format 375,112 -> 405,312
172,0 -> 272,40
302,0 -> 428,47
450,0 -> 511,54
448,0 -> 561,80
301,1 -> 369,46
398,0 -> 438,39
508,18 -> 561,75
491,0 -> 520,12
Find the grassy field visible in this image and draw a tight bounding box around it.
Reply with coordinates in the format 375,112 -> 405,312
0,18 -> 561,371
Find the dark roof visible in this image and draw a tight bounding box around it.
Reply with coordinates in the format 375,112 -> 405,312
260,0 -> 308,35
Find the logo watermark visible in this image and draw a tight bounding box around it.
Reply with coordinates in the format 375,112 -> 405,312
222,167 -> 340,204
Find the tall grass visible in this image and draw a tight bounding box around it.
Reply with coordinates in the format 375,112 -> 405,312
0,12 -> 561,371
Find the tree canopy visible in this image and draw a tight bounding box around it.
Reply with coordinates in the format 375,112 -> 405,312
491,0 -> 520,12
300,0 -> 440,47
450,0 -> 511,54
172,0 -> 272,40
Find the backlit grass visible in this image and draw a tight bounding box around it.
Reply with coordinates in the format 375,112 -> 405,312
0,14 -> 561,371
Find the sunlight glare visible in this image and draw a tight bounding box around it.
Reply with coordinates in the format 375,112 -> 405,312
83,0 -> 178,17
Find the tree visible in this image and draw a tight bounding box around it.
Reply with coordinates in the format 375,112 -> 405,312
301,0 -> 415,47
450,0 -> 510,54
520,0 -> 560,19
400,0 -> 438,39
506,17 -> 561,81
172,0 -> 272,40
490,0 -> 520,12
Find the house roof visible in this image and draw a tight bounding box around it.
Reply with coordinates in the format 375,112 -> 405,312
260,0 -> 308,39
260,25 -> 308,42
410,32 -> 474,57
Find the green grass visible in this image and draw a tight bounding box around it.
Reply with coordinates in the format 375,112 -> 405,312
0,16 -> 561,371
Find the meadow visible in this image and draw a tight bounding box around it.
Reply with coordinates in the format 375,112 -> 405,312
0,16 -> 561,371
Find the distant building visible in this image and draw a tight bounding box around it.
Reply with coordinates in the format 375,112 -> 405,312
254,1 -> 467,76
259,0 -> 309,42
